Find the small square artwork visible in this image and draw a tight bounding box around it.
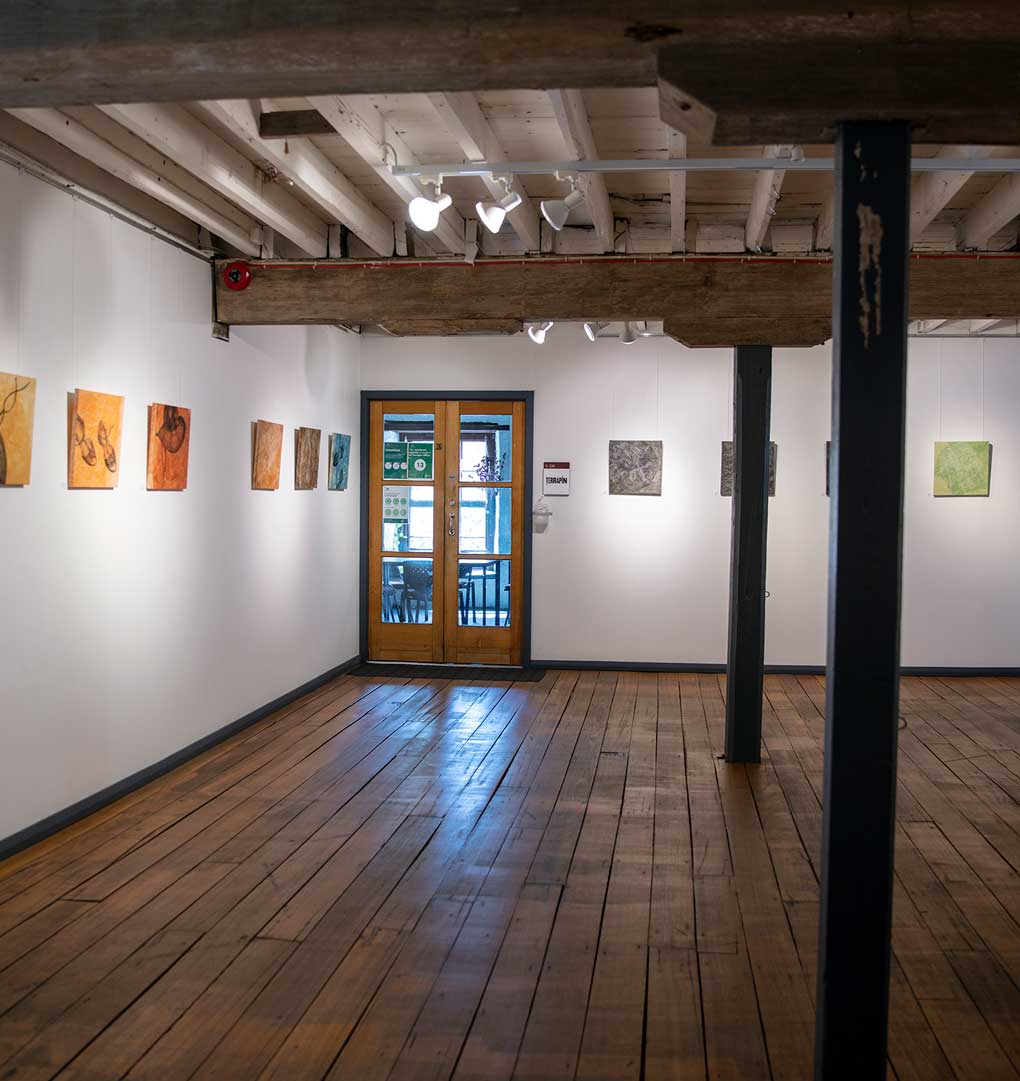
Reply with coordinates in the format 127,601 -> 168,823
69,389 -> 124,489
146,404 -> 191,491
608,440 -> 663,496
0,371 -> 37,486
720,440 -> 777,497
328,432 -> 351,491
252,420 -> 284,490
933,441 -> 992,497
295,427 -> 321,490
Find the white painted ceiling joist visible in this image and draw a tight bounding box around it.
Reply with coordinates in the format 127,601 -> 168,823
7,107 -> 261,255
196,99 -> 396,257
308,95 -> 466,255
98,102 -> 328,256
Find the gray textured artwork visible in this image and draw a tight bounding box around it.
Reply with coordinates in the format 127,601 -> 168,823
720,440 -> 777,497
608,440 -> 663,496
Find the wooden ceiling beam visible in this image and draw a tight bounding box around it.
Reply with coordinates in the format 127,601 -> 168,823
6,4 -> 1020,110
910,146 -> 997,241
6,108 -> 262,254
378,319 -> 522,336
658,42 -> 1020,145
959,174 -> 1020,250
213,255 -> 1020,328
259,109 -> 335,139
98,102 -> 328,256
664,316 -> 830,348
668,129 -> 687,253
547,90 -> 615,252
745,145 -> 794,252
426,92 -> 541,253
195,99 -> 395,257
308,95 -> 466,255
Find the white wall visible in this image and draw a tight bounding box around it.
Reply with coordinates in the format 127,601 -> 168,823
362,330 -> 1020,668
0,161 -> 362,842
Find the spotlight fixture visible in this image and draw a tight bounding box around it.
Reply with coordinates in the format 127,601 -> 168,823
527,321 -> 554,344
476,176 -> 523,234
620,321 -> 639,346
540,177 -> 584,231
408,179 -> 452,233
583,321 -> 603,342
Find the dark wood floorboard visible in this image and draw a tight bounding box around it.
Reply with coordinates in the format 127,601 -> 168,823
0,672 -> 1019,1079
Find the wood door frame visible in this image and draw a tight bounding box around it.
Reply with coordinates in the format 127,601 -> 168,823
359,390 -> 534,667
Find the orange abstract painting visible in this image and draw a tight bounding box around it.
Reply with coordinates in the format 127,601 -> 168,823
147,404 -> 191,491
252,419 -> 284,490
69,389 -> 124,489
0,371 -> 37,486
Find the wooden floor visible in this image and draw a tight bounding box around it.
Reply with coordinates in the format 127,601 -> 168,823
2,671 -> 1020,1080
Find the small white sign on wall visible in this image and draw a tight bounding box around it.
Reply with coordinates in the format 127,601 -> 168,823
543,461 -> 570,496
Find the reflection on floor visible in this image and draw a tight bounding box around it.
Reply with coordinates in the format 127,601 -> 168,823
1,671 -> 1019,1079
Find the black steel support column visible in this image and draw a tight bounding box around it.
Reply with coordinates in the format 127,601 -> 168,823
814,122 -> 911,1079
724,344 -> 772,763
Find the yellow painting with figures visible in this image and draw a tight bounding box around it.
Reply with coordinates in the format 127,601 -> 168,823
69,389 -> 125,489
0,371 -> 37,486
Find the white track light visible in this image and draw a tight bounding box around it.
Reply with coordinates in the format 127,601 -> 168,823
620,321 -> 638,346
408,180 -> 452,232
540,182 -> 584,231
527,321 -> 554,344
476,178 -> 523,234
583,321 -> 602,342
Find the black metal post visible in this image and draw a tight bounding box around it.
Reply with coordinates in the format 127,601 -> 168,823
724,344 -> 772,763
814,122 -> 911,1079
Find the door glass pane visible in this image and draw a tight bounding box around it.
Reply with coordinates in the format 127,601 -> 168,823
459,487 -> 512,554
382,485 -> 434,551
457,560 -> 511,627
382,558 -> 433,624
460,414 -> 512,482
384,413 -> 434,480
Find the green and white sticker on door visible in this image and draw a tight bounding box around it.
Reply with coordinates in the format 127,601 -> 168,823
384,443 -> 408,478
407,442 -> 434,480
383,485 -> 410,522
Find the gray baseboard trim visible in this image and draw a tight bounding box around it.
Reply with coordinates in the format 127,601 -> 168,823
900,666 -> 1020,677
0,654 -> 362,863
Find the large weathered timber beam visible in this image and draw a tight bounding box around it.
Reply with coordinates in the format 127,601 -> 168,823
664,316 -> 831,348
213,255 -> 1020,327
659,42 -> 1020,145
5,4 -> 1020,108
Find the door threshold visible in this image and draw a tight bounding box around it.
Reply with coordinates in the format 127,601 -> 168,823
355,661 -> 544,682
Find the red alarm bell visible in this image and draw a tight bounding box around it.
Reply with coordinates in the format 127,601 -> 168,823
223,261 -> 252,291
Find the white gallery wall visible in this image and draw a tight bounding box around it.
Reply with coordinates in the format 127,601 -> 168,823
0,160 -> 362,842
362,329 -> 1020,668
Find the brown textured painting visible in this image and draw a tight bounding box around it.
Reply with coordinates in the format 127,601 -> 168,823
0,371 -> 37,486
295,427 -> 321,490
146,403 -> 191,491
69,389 -> 124,489
252,419 -> 284,490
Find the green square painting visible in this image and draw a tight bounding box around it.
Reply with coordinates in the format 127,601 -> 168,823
933,441 -> 991,497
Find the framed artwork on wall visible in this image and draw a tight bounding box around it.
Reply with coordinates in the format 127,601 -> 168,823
252,419 -> 284,490
0,371 -> 37,486
608,439 -> 663,496
295,427 -> 321,490
933,441 -> 992,497
146,404 -> 191,490
328,432 -> 351,491
69,389 -> 124,489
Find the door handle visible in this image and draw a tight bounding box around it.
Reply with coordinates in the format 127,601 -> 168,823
448,511 -> 456,536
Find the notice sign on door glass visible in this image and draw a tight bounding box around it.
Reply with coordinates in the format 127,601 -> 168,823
407,442 -> 434,480
383,485 -> 409,522
543,461 -> 570,496
384,443 -> 408,478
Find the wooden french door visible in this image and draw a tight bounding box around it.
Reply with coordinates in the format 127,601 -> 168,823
367,399 -> 526,665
